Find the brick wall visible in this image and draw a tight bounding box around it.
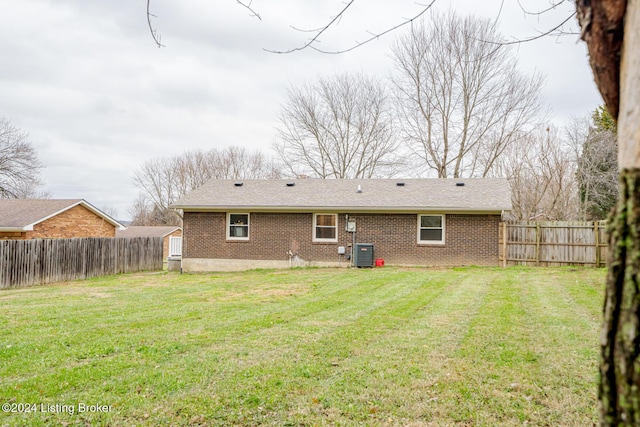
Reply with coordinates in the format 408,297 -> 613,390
163,229 -> 182,259
183,212 -> 500,267
0,232 -> 27,240
26,205 -> 116,239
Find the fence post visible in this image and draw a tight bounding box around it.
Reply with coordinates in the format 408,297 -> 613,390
535,222 -> 541,266
502,222 -> 508,268
595,221 -> 600,268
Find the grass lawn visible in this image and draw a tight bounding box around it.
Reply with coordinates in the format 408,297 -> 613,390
0,266 -> 604,426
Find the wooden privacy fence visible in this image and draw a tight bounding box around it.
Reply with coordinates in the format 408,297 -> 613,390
0,237 -> 163,289
499,221 -> 608,267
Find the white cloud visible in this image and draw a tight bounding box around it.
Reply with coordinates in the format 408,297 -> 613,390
0,0 -> 601,218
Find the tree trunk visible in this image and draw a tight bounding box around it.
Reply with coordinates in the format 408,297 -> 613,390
601,171 -> 640,425
599,0 -> 640,425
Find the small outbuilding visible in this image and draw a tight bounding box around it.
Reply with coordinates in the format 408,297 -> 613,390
116,226 -> 182,261
171,178 -> 512,272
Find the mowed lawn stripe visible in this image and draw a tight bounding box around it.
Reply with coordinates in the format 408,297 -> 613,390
449,268 -> 600,426
0,267 -> 605,426
298,269 -> 493,425
190,270 -> 456,424
203,269 -> 488,425
524,269 -> 600,423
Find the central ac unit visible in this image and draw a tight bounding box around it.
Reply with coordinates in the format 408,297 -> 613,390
353,243 -> 374,268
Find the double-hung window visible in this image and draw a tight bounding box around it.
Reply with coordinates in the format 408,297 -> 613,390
227,213 -> 249,240
313,213 -> 337,243
418,214 -> 445,244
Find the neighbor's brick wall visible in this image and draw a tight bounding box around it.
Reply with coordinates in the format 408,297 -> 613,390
26,205 -> 116,239
183,212 -> 500,267
0,231 -> 27,240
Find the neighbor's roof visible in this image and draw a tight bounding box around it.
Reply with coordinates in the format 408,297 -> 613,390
116,226 -> 181,238
0,199 -> 125,232
172,178 -> 512,213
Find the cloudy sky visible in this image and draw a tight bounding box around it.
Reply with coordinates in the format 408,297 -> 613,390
0,0 -> 601,219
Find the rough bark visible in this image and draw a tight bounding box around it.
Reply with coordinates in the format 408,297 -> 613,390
601,169 -> 640,426
576,0 -> 627,119
600,54 -> 640,425
576,1 -> 640,425
596,0 -> 640,426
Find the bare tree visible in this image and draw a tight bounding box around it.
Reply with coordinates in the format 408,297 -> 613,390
208,146 -> 281,180
131,146 -> 280,225
494,126 -> 579,221
274,72 -> 401,179
495,113 -> 617,223
99,205 -> 120,221
0,116 -> 47,199
391,11 -> 543,179
8,179 -> 51,199
128,194 -> 156,226
132,157 -> 178,225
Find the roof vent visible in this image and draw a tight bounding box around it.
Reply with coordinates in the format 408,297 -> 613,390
396,182 -> 405,187
234,182 -> 243,187
456,182 -> 465,187
286,182 -> 295,187
356,185 -> 363,193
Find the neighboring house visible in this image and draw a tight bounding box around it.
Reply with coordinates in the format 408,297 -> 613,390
116,226 -> 182,260
171,179 -> 512,272
0,199 -> 125,240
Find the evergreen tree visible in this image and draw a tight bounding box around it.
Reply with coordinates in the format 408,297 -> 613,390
577,106 -> 618,220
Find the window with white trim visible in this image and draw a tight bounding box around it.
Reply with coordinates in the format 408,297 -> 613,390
418,214 -> 445,244
313,213 -> 337,242
227,213 -> 249,240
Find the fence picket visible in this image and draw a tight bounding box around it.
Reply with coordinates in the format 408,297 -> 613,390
0,237 -> 163,289
499,220 -> 608,267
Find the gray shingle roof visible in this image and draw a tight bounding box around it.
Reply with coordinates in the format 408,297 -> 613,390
116,226 -> 181,238
0,199 -> 124,230
172,178 -> 512,213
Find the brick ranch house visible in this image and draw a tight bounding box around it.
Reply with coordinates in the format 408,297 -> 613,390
116,226 -> 182,260
171,178 -> 512,272
0,199 -> 124,240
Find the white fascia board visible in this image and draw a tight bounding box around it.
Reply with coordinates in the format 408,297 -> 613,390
176,205 -> 508,214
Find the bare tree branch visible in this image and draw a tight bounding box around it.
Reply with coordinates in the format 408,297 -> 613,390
145,0 -> 577,57
146,0 -> 164,48
264,1 -> 356,54
236,0 -> 262,20
265,1 -> 437,55
487,11 -> 577,46
146,0 -> 262,48
516,0 -> 570,17
146,0 -> 436,54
